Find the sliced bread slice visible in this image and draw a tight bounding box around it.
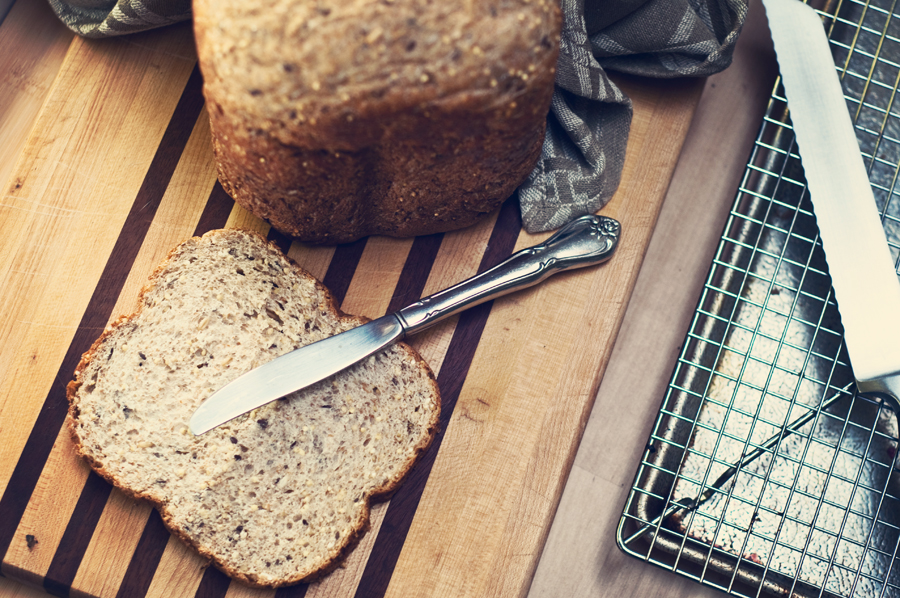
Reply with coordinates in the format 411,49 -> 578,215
66,229 -> 441,587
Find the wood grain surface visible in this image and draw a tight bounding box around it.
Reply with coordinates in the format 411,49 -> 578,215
0,0 -> 780,596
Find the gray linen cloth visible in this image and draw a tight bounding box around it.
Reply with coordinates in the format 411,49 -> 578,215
521,0 -> 746,231
47,0 -> 746,232
46,0 -> 189,37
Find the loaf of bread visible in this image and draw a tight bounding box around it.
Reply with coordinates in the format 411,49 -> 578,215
193,0 -> 562,244
66,229 -> 441,587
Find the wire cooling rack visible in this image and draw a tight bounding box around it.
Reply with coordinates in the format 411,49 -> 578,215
617,1 -> 900,597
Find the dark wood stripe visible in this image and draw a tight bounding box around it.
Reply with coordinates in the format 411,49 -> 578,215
354,198 -> 522,598
110,182 -> 233,598
42,472 -> 113,597
193,565 -> 231,598
322,237 -> 369,306
0,62 -> 205,576
0,0 -> 14,28
275,583 -> 310,598
113,510 -> 170,598
193,181 -> 236,237
386,233 -> 444,313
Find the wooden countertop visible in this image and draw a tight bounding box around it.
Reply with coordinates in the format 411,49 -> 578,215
0,0 -> 776,596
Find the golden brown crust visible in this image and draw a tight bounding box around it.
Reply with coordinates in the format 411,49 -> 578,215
66,228 -> 442,587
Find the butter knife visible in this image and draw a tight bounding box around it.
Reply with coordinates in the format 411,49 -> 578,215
762,0 -> 900,402
190,214 -> 620,435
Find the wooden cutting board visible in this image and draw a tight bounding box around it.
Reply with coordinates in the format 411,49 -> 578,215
0,0 -> 704,596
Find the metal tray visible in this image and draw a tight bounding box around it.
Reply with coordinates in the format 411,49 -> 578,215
618,1 -> 900,596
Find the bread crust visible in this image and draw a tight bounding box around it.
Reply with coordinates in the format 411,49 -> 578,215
66,229 -> 441,587
194,0 -> 562,244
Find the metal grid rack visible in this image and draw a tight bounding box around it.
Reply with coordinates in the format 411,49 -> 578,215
618,1 -> 900,596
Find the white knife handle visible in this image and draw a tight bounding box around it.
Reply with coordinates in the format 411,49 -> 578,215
763,0 -> 900,390
396,214 -> 620,335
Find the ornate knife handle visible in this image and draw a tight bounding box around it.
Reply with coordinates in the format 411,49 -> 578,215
396,214 -> 621,335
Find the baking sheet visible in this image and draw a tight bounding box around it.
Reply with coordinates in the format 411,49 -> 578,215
619,1 -> 900,596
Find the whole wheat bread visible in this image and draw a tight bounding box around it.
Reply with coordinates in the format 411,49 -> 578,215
66,229 -> 441,587
194,0 -> 561,244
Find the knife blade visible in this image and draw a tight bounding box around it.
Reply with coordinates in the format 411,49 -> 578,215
189,214 -> 621,435
761,0 -> 900,402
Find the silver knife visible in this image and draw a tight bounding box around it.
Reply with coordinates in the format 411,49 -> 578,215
762,0 -> 900,402
190,214 -> 621,434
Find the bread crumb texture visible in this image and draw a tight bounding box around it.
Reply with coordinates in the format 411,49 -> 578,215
194,0 -> 562,243
66,229 -> 440,587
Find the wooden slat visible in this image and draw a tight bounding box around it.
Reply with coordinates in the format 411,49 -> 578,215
224,582 -> 275,598
341,237 -> 415,319
0,0 -> 72,198
287,243 -> 337,283
225,204 -> 271,237
70,493 -> 152,598
143,537 -> 206,598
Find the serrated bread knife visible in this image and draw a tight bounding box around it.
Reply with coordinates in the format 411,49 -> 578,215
189,214 -> 620,435
761,0 -> 900,404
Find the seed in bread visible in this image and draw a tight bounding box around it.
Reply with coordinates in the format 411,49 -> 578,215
66,229 -> 441,587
